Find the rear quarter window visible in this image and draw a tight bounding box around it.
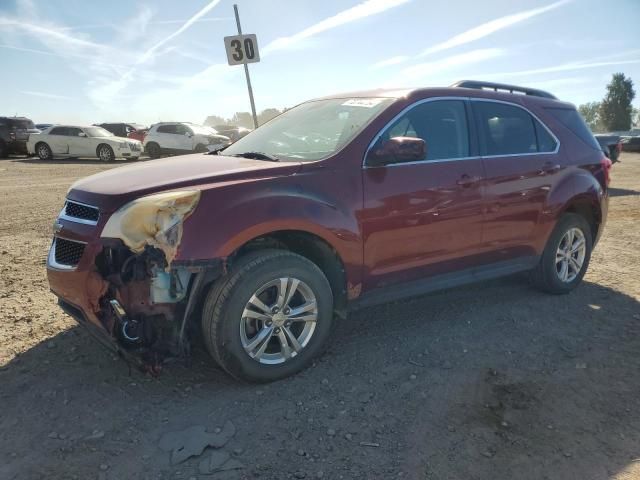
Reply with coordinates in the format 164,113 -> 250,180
545,107 -> 600,150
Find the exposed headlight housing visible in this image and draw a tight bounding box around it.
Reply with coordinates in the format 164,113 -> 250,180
101,190 -> 201,265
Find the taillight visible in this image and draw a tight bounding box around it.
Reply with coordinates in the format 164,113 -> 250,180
601,155 -> 612,187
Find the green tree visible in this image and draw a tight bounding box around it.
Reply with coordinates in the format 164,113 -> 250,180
203,115 -> 226,127
257,108 -> 281,125
229,112 -> 254,129
578,102 -> 603,132
599,73 -> 636,131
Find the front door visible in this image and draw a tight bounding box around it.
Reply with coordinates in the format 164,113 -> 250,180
361,99 -> 485,290
65,127 -> 88,157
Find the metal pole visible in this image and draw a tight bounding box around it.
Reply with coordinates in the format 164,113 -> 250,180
234,4 -> 258,129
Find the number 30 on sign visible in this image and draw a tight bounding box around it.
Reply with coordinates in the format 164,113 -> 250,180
224,34 -> 260,66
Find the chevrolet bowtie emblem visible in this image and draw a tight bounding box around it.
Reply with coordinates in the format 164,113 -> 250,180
53,221 -> 63,234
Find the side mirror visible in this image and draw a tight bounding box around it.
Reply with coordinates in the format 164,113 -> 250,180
78,132 -> 87,137
185,131 -> 193,137
366,136 -> 426,167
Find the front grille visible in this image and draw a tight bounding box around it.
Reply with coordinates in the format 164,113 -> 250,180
64,201 -> 99,222
54,238 -> 86,266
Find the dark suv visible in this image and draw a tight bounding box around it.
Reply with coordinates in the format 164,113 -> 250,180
0,116 -> 39,157
47,81 -> 610,382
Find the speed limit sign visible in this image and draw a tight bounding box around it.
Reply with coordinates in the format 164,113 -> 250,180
224,34 -> 260,66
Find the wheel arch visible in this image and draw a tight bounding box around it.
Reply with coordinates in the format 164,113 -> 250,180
226,230 -> 348,317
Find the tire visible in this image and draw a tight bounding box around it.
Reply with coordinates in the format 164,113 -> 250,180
202,249 -> 334,383
97,144 -> 115,162
145,142 -> 161,158
36,142 -> 53,160
530,213 -> 592,294
195,143 -> 207,153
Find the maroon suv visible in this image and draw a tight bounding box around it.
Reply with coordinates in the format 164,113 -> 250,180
47,81 -> 610,382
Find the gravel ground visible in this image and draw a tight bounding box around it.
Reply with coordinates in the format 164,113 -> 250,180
1,154 -> 639,480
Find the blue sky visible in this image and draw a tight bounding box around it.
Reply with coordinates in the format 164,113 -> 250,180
1,0 -> 638,125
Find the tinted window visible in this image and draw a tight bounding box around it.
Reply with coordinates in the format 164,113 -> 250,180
66,127 -> 83,137
535,121 -> 557,152
380,100 -> 469,161
49,127 -> 66,135
474,102 -> 538,155
157,124 -> 177,134
8,119 -> 35,129
546,107 -> 601,150
175,124 -> 191,135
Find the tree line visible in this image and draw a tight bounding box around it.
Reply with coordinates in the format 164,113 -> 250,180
579,73 -> 638,133
203,108 -> 285,129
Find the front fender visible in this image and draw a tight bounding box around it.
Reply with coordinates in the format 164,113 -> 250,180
175,171 -> 363,287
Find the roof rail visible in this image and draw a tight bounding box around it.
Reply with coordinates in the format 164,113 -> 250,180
450,80 -> 557,99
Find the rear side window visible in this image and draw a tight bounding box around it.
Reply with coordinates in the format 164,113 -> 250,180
474,102 -> 539,155
49,127 -> 66,135
545,107 -> 601,150
381,99 -> 470,161
157,124 -> 177,134
8,119 -> 35,129
534,121 -> 557,152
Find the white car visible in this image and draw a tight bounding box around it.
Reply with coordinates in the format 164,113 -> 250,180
143,122 -> 230,158
27,125 -> 142,161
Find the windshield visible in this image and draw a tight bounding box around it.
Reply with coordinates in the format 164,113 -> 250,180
84,127 -> 114,137
222,97 -> 394,161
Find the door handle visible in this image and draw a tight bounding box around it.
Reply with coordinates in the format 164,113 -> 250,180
456,174 -> 481,187
538,161 -> 561,175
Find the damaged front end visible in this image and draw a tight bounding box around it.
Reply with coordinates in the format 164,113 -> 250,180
49,190 -> 220,373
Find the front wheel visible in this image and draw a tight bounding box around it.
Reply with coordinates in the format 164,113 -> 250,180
530,213 -> 592,294
202,250 -> 334,382
36,142 -> 52,160
97,144 -> 115,162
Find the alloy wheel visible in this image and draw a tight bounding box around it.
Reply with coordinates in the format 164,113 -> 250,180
555,227 -> 586,283
240,277 -> 318,364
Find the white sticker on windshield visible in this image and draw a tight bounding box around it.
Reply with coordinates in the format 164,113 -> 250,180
341,98 -> 384,108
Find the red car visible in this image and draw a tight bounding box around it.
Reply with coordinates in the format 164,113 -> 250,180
47,81 -> 610,382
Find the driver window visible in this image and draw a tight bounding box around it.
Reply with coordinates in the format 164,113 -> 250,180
381,100 -> 470,161
175,124 -> 190,135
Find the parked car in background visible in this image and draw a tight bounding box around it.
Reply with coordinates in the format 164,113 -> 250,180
35,123 -> 54,131
46,80 -> 611,382
143,122 -> 230,158
27,125 -> 142,161
97,123 -> 148,142
0,116 -> 39,157
594,134 -> 622,163
213,124 -> 252,142
621,134 -> 640,152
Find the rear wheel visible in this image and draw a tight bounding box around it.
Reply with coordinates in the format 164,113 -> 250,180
202,250 -> 334,382
146,142 -> 161,158
36,142 -> 52,160
97,144 -> 115,162
531,213 -> 592,294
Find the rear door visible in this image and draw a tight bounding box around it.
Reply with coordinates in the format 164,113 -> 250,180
47,127 -> 70,154
471,100 -> 560,261
361,98 -> 486,289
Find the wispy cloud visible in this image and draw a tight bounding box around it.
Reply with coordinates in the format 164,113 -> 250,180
495,58 -> 640,78
420,0 -> 571,57
263,0 -> 411,54
21,90 -> 70,100
371,55 -> 409,69
136,0 -> 223,64
59,16 -> 229,32
371,0 -> 571,69
400,48 -> 506,81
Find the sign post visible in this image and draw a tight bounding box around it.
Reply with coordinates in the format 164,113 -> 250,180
223,4 -> 259,129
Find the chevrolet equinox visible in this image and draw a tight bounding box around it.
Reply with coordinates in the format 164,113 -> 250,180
47,81 -> 611,382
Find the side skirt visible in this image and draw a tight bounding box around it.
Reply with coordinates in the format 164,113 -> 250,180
350,256 -> 539,310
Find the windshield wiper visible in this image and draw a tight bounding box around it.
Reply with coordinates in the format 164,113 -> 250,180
207,145 -> 228,155
230,151 -> 280,162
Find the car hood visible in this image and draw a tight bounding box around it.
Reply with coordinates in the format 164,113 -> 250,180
68,153 -> 302,211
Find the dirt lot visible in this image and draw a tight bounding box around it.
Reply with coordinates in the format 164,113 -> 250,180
1,154 -> 639,480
